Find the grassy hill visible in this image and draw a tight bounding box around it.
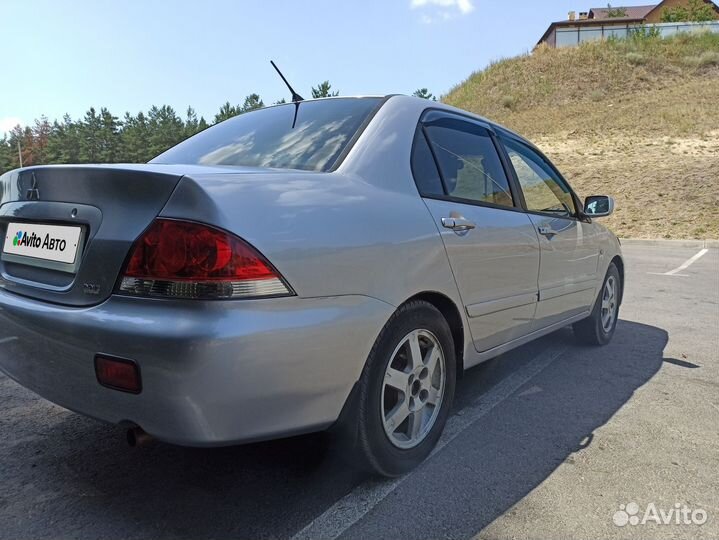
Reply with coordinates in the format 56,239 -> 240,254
444,32 -> 719,239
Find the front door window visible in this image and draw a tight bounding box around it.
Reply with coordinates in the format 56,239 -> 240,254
502,138 -> 576,217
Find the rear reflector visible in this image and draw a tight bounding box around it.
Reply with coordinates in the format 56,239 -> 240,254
95,355 -> 142,394
117,219 -> 293,300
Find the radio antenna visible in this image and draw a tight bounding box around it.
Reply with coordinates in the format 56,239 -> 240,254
270,60 -> 304,102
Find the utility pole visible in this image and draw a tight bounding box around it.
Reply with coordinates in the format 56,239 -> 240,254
17,141 -> 23,168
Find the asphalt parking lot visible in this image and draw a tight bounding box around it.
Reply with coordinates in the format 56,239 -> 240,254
1,242 -> 717,540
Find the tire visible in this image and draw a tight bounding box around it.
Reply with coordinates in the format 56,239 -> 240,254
351,300 -> 456,477
573,263 -> 621,346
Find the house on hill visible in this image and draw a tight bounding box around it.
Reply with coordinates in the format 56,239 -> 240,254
537,0 -> 719,47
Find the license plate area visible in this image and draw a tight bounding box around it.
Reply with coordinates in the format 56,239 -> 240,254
2,222 -> 85,274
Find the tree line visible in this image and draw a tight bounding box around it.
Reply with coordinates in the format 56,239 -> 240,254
0,84 -> 436,175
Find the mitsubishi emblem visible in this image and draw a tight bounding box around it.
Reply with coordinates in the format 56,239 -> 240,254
26,172 -> 40,201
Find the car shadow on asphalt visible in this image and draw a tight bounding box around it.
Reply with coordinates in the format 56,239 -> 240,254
0,320 -> 667,540
337,320 -> 669,540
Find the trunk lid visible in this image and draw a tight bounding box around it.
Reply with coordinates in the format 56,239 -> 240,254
0,164 -> 190,306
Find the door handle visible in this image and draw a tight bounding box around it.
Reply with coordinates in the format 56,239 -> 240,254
538,226 -> 558,237
442,217 -> 476,231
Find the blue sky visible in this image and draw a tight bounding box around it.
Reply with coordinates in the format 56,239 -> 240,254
1,0 -> 583,133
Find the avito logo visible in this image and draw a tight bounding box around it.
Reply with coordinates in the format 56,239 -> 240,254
12,230 -> 67,252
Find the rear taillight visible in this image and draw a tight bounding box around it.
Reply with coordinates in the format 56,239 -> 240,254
117,219 -> 293,300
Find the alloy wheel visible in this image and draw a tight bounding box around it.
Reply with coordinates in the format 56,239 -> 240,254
601,275 -> 618,333
381,329 -> 446,449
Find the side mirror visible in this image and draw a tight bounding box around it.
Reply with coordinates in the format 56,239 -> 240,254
584,195 -> 614,218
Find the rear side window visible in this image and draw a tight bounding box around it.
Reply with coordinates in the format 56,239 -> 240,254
151,97 -> 382,172
410,130 -> 444,197
424,122 -> 514,208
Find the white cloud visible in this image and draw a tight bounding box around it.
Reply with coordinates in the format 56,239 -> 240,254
411,0 -> 475,15
0,117 -> 23,135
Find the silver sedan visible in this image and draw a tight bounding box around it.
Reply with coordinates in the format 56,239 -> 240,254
0,95 -> 623,476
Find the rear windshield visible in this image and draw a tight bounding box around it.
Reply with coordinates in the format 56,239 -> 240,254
151,97 -> 383,172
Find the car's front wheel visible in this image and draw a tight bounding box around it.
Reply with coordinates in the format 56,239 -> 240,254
352,300 -> 456,477
573,263 -> 621,345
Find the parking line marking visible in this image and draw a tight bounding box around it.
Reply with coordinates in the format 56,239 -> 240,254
661,248 -> 708,276
290,343 -> 568,540
0,336 -> 18,345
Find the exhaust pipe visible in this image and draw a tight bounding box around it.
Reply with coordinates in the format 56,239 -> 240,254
126,426 -> 153,447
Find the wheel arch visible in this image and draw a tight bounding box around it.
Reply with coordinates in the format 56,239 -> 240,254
610,255 -> 625,305
402,291 -> 465,376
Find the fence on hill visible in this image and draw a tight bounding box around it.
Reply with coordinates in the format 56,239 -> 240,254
555,20 -> 719,48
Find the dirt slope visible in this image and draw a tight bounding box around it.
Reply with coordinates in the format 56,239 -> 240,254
444,32 -> 719,239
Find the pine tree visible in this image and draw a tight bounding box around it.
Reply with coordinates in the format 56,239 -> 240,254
45,120 -> 64,163
7,126 -> 34,168
184,106 -> 199,138
182,107 -> 208,139
215,101 -> 241,124
80,107 -> 103,163
240,93 -> 264,113
99,108 -> 121,163
121,112 -> 151,163
32,116 -> 52,164
47,114 -> 82,163
412,88 -> 436,100
147,105 -> 185,157
311,81 -> 339,98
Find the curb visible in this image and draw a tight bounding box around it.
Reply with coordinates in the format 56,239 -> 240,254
620,238 -> 719,248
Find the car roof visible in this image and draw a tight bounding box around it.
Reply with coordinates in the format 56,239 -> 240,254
268,94 -> 540,155
383,95 -> 539,151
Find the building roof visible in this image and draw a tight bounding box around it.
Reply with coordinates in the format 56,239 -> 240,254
589,4 -> 657,19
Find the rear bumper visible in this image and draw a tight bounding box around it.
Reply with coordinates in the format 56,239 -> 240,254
0,290 -> 393,446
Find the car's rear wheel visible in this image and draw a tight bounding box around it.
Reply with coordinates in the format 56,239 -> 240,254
352,300 -> 456,477
573,263 -> 621,346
